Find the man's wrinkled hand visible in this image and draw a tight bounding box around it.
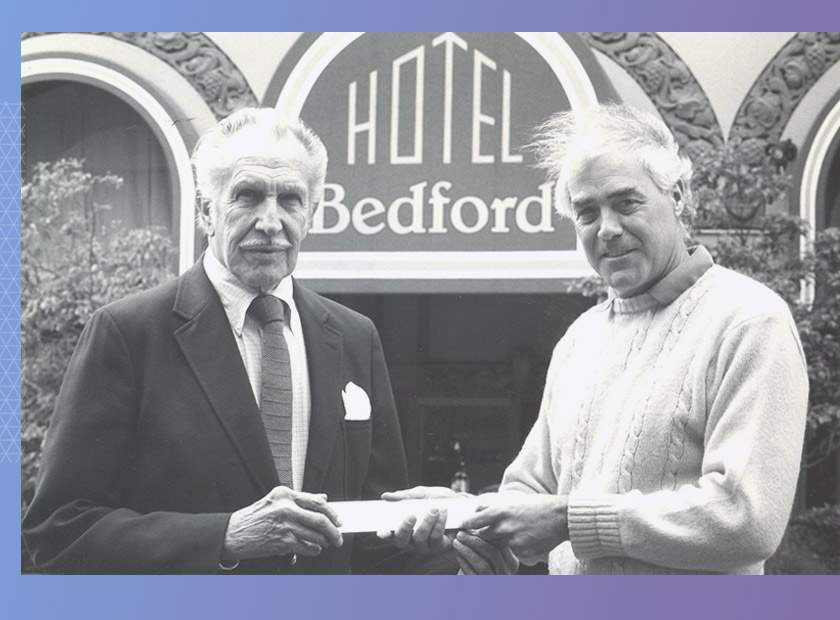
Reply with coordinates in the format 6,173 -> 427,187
377,486 -> 459,552
460,492 -> 569,564
223,486 -> 343,561
453,531 -> 518,574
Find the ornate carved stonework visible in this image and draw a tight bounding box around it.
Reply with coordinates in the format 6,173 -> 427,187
583,32 -> 724,162
22,32 -> 258,119
731,32 -> 840,147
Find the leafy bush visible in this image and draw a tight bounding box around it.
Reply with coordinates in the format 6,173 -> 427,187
21,159 -> 174,519
767,504 -> 840,574
691,139 -> 793,227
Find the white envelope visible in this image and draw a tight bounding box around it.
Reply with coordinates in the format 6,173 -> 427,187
342,381 -> 371,420
331,497 -> 482,533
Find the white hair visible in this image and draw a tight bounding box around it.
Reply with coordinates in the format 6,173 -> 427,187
191,107 -> 328,232
530,103 -> 695,232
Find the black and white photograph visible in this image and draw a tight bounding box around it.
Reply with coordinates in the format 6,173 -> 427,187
19,32 -> 840,575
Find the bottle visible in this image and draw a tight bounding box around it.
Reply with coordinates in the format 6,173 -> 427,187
450,441 -> 470,494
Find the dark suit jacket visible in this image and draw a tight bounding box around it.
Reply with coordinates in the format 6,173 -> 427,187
23,260 -> 410,574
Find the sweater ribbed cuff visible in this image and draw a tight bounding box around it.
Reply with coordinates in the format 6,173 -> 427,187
568,495 -> 625,559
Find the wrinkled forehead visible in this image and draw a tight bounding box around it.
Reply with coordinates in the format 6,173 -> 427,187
221,127 -> 312,177
567,150 -> 651,199
227,158 -> 309,189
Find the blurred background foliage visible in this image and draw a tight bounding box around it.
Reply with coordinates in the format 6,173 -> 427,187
21,159 -> 174,569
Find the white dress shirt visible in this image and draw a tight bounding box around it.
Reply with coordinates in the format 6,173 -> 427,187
203,251 -> 311,491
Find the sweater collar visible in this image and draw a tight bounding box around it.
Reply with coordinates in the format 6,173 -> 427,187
608,245 -> 714,314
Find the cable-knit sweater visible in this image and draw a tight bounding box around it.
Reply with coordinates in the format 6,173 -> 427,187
500,246 -> 809,574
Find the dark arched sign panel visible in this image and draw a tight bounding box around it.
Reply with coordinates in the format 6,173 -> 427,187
264,32 -> 617,293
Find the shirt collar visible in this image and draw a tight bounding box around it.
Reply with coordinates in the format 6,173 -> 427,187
606,245 -> 714,313
203,251 -> 297,337
647,245 -> 714,306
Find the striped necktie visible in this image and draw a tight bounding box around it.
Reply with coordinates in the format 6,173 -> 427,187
248,295 -> 293,487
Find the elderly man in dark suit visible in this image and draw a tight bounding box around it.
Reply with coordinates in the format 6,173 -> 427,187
23,108 -> 414,574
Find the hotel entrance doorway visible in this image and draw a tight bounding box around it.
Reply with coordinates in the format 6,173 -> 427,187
326,292 -> 592,491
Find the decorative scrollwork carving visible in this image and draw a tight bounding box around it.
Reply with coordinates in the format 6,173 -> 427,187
22,32 -> 258,118
582,32 -> 724,163
731,32 -> 840,146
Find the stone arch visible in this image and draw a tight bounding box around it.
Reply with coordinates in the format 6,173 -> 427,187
730,32 -> 840,144
732,33 -> 840,237
582,32 -> 724,161
22,32 -> 259,119
20,32 -> 256,272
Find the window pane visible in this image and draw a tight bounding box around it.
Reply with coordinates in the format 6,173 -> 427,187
23,80 -> 176,240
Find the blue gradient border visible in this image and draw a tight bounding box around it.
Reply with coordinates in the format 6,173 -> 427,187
5,2 -> 840,618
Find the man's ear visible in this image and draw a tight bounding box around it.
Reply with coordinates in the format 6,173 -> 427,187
198,198 -> 214,236
672,180 -> 686,215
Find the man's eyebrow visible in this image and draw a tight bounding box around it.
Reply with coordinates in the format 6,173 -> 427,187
606,187 -> 643,200
234,156 -> 299,167
571,186 -> 641,210
229,172 -> 305,189
229,176 -> 268,191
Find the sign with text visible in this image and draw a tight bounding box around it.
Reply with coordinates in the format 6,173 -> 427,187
269,33 -> 614,290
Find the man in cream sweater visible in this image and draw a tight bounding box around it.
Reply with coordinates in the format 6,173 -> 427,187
457,103 -> 809,574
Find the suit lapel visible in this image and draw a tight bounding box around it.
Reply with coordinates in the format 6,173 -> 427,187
172,261 -> 278,494
295,284 -> 343,493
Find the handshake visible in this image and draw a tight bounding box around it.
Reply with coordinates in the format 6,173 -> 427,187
224,483 -> 570,574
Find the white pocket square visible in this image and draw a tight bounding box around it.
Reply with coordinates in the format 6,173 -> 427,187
342,381 -> 371,421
